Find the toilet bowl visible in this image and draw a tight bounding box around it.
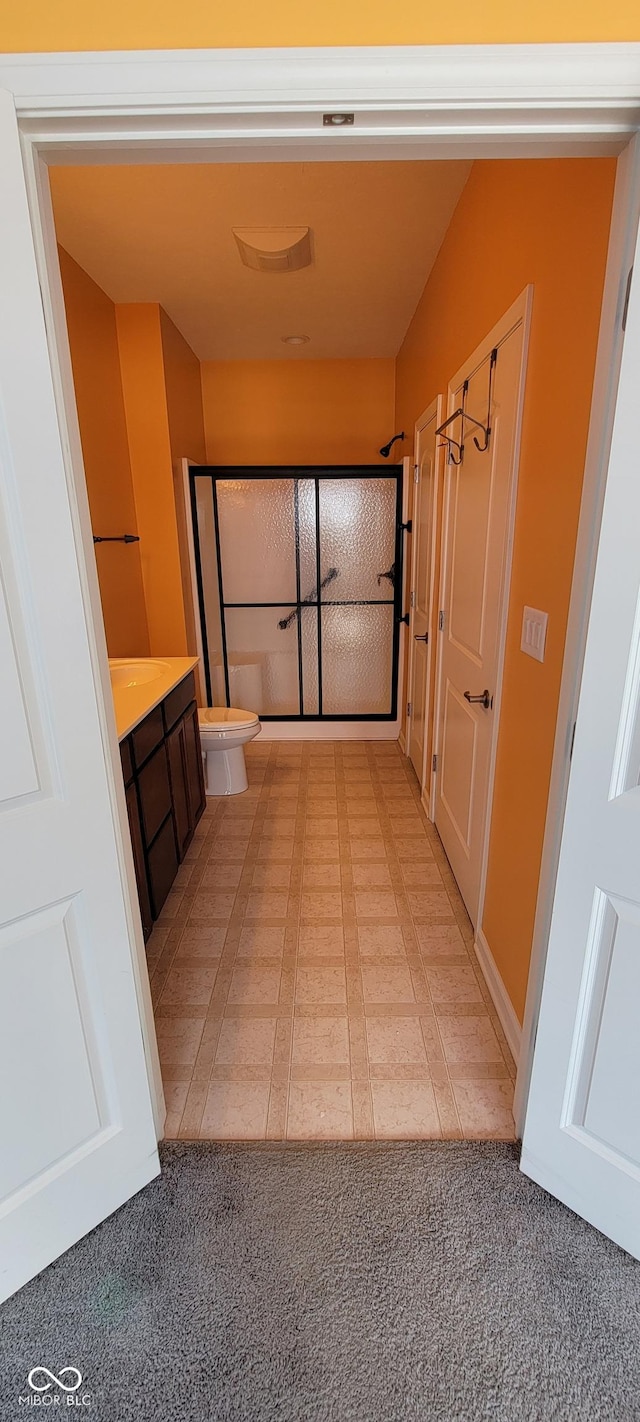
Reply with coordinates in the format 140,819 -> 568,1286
198,706 -> 261,796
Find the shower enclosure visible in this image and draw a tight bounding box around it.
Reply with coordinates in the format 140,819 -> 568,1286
189,467 -> 404,721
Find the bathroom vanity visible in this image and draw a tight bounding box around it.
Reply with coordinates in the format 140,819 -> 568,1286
112,658 -> 205,939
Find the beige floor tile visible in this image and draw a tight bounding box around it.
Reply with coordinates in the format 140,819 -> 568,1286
256,837 -> 295,860
354,891 -> 399,919
451,1079 -> 515,1139
303,862 -> 342,888
366,1016 -> 427,1065
237,926 -> 286,959
215,1018 -> 277,1066
159,963 -> 217,1007
200,863 -> 244,888
352,862 -> 393,888
371,1080 -> 441,1138
361,964 -> 415,1003
407,891 -> 455,920
295,965 -> 347,1005
400,863 -> 444,887
415,924 -> 467,956
292,1015 -> 350,1066
156,1016 -> 205,1067
357,925 -> 407,957
251,863 -> 292,888
348,841 -> 389,863
189,893 -> 237,921
301,891 -> 343,919
426,965 -> 484,1004
287,1081 -> 353,1139
209,840 -> 248,861
306,818 -> 339,837
175,925 -> 227,958
438,1013 -> 503,1064
303,838 -> 340,860
200,1081 -> 270,1139
298,925 -> 345,956
228,964 -> 282,1005
244,891 -> 290,920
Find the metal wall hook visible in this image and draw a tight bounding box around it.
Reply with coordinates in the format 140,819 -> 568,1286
435,347 -> 497,464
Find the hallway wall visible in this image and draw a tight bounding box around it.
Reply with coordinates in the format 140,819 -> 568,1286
3,0 -> 638,49
200,359 -> 395,466
58,248 -> 150,657
395,156 -> 616,1023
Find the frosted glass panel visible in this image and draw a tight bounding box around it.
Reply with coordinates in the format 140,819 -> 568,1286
193,480 -> 223,692
217,479 -> 296,603
300,607 -> 319,716
322,605 -> 394,715
297,479 -> 317,599
318,478 -> 397,602
224,606 -> 299,715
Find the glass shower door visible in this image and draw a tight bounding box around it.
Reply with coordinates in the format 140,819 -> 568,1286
190,467 -> 403,720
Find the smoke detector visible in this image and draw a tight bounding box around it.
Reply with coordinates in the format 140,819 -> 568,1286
233,226 -> 312,273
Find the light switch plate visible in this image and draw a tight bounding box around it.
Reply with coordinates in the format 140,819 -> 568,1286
521,605 -> 548,662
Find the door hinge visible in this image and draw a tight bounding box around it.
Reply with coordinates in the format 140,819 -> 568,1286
414,463 -> 420,484
569,721 -> 576,760
410,589 -> 415,609
407,701 -> 412,718
432,753 -> 438,772
438,610 -> 445,631
622,265 -> 633,332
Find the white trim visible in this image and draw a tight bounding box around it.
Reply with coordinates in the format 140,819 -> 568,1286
513,132 -> 640,1134
0,39 -> 637,1179
259,721 -> 401,741
474,928 -> 523,1067
421,787 -> 431,820
398,728 -> 407,754
432,289 -> 533,932
408,397 -> 443,816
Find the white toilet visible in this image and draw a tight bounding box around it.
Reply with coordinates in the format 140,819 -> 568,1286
198,706 -> 261,796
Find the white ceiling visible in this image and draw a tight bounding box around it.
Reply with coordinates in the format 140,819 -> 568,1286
50,160 -> 471,361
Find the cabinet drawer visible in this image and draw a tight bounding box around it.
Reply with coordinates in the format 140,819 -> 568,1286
120,736 -> 134,787
137,742 -> 172,846
163,672 -> 196,733
147,814 -> 179,920
131,704 -> 164,769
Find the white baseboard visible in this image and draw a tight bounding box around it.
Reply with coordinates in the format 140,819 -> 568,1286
258,720 -> 401,741
398,727 -> 407,754
474,927 -> 522,1066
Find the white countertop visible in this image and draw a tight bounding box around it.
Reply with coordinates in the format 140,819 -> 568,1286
109,656 -> 200,741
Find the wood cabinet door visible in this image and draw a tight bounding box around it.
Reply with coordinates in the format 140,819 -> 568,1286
167,719 -> 191,860
183,702 -> 206,826
125,780 -> 153,940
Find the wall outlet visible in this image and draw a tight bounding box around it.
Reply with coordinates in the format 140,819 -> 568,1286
521,605 -> 548,662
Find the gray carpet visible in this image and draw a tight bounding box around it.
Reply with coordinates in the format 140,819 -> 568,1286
1,1141 -> 640,1421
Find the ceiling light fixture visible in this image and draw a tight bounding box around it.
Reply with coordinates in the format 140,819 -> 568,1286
282,335 -> 310,346
233,227 -> 312,273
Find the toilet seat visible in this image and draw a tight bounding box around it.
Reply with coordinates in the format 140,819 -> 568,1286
198,706 -> 259,733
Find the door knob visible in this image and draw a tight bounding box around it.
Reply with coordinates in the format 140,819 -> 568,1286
464,689 -> 492,709
414,633 -> 428,643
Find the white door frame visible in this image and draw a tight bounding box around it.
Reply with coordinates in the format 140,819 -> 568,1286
407,397 -> 443,813
431,290 -> 532,938
1,43 -> 639,1136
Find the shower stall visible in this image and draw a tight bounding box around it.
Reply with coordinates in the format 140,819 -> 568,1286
189,466 -> 404,721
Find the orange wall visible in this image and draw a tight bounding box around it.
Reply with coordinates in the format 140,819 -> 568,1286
115,304 -> 189,656
201,359 -> 395,466
58,248 -> 150,658
160,309 -> 207,465
395,157 -> 616,1023
2,0 -> 638,48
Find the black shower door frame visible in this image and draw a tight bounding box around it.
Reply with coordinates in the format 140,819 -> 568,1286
189,465 -> 405,721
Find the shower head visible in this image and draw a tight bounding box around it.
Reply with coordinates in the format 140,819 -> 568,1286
379,432 -> 405,458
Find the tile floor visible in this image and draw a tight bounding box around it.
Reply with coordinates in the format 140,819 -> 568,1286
148,739 -> 516,1141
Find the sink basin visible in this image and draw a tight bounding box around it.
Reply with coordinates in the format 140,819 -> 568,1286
109,659 -> 171,689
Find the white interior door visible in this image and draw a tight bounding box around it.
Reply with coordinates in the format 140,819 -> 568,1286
0,92 -> 159,1302
407,401 -> 440,802
434,294 -> 529,924
521,225 -> 640,1260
